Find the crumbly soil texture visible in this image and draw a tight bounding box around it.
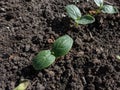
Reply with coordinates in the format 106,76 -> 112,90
0,0 -> 120,90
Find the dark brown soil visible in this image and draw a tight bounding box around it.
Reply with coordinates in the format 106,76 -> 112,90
0,0 -> 120,90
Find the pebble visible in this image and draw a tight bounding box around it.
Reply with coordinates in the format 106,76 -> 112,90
13,66 -> 18,69
81,77 -> 87,85
36,83 -> 45,90
86,84 -> 95,90
76,51 -> 84,57
31,45 -> 38,52
48,71 -> 55,77
93,58 -> 101,64
0,8 -> 5,12
75,37 -> 83,45
50,84 -> 55,89
25,44 -> 30,52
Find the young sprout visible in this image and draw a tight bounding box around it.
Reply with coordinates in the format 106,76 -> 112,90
65,5 -> 95,25
94,0 -> 118,14
14,80 -> 30,90
32,35 -> 73,70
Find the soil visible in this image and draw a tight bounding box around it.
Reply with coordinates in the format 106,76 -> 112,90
0,0 -> 120,90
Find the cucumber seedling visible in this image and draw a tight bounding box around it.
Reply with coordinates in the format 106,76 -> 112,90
65,4 -> 95,25
51,35 -> 73,57
32,50 -> 56,70
32,35 -> 73,70
93,0 -> 118,14
14,80 -> 30,90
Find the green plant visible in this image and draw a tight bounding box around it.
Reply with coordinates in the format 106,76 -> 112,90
32,35 -> 73,70
94,0 -> 118,14
14,80 -> 30,90
32,50 -> 56,70
51,35 -> 73,57
65,5 -> 95,25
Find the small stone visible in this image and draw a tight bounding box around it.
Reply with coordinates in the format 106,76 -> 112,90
36,83 -> 45,90
76,51 -> 84,57
97,87 -> 104,90
93,58 -> 101,64
50,84 -> 55,89
13,55 -> 20,61
72,77 -> 77,82
48,71 -> 55,77
31,45 -> 38,52
95,48 -> 101,54
65,54 -> 70,60
25,45 -> 30,52
81,77 -> 87,85
37,72 -> 43,77
86,84 -> 95,90
11,81 -> 15,89
13,66 -> 18,69
105,65 -> 114,73
100,17 -> 103,24
75,37 -> 83,45
61,13 -> 66,17
47,38 -> 54,44
0,8 -> 5,12
44,69 -> 55,77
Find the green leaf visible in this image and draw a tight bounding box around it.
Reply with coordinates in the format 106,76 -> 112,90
116,55 -> 120,60
102,5 -> 119,14
94,0 -> 103,7
52,35 -> 73,57
75,15 -> 95,24
32,50 -> 56,70
65,5 -> 81,20
14,80 -> 30,90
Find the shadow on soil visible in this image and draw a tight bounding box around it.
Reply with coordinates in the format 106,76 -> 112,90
20,65 -> 39,80
47,17 -> 72,34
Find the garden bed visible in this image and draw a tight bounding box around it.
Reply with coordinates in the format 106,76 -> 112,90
0,0 -> 120,90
